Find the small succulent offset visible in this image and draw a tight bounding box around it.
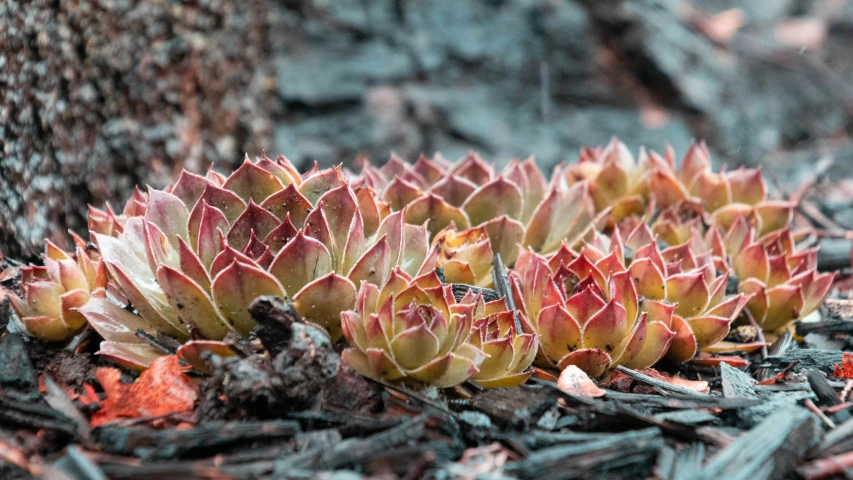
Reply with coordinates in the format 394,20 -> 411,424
11,242 -> 105,341
9,140 -> 835,386
340,270 -> 487,388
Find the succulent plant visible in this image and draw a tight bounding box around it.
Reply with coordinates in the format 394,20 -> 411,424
73,156 -> 434,367
433,225 -> 493,287
723,219 -> 835,332
10,242 -> 105,341
510,244 -> 674,378
359,153 -> 594,264
460,291 -> 538,388
340,270 -> 486,387
564,138 -> 669,222
649,142 -> 794,237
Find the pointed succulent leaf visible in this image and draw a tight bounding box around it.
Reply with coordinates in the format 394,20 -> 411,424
211,261 -> 285,336
292,273 -> 357,340
269,232 -> 333,296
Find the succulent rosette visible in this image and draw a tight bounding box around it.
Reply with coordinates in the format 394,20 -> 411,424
359,152 -> 594,264
649,142 -> 794,237
726,220 -> 835,332
75,157 -> 432,367
510,244 -> 675,377
10,242 -> 106,341
564,138 -> 669,222
460,292 -> 538,388
341,270 -> 486,388
433,225 -> 493,287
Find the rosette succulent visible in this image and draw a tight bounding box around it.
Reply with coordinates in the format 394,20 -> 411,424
649,142 -> 794,237
340,270 -> 486,388
725,220 -> 835,332
510,244 -> 675,378
11,242 -> 105,341
460,291 -> 538,387
359,153 -> 595,264
73,156 -> 433,367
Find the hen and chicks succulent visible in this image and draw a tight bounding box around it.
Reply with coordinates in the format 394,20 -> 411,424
9,139 -> 834,387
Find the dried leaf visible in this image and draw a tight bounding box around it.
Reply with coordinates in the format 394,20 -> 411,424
556,365 -> 606,398
640,368 -> 710,394
834,352 -> 853,379
91,355 -> 197,427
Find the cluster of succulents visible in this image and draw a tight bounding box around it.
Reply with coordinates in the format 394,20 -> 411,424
8,140 -> 834,387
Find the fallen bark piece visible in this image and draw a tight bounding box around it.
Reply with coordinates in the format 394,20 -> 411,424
701,406 -> 820,480
761,349 -> 843,374
96,420 -> 301,458
504,427 -> 664,480
557,366 -> 605,398
797,451 -> 853,480
91,355 -> 197,427
721,363 -> 757,399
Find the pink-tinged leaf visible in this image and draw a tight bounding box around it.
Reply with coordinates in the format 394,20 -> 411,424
263,214 -> 300,253
362,347 -> 405,381
665,316 -> 697,363
451,152 -> 493,186
389,324 -> 440,370
257,155 -> 298,186
557,365 -> 606,397
704,341 -> 770,353
733,242 -> 769,283
55,258 -> 89,293
145,188 -> 189,248
77,297 -> 153,344
259,184 -> 313,229
762,284 -> 805,331
689,354 -> 749,368
188,184 -> 247,246
275,155 -> 303,185
195,203 -> 229,269
666,272 -> 710,319
405,194 -> 470,239
475,371 -> 533,388
383,177 -> 423,211
648,170 -> 689,209
428,350 -> 483,388
299,165 -> 347,206
176,340 -> 238,374
766,254 -> 792,288
713,203 -> 756,233
609,270 -> 639,325
157,266 -> 234,340
688,315 -> 733,349
564,287 -> 606,327
222,160 -> 285,203
412,154 -> 445,185
379,153 -> 410,179
755,201 -> 794,236
689,171 -> 731,213
462,177 -> 523,226
341,310 -> 368,351
205,165 -> 226,185
621,320 -> 674,370
706,294 -> 748,320
292,273 -> 357,340
211,261 -> 285,335
740,279 -> 769,325
269,232 -> 333,296
402,223 -> 432,277
537,305 -> 582,364
123,186 -> 150,217
482,216 -> 525,265
679,141 -> 711,186
800,271 -> 835,316
588,160 -> 630,211
170,170 -> 210,209
97,341 -> 163,371
725,168 -> 766,206
429,175 -> 479,207
304,206 -> 334,256
143,221 -> 178,275
59,289 -> 90,330
582,299 -> 628,353
556,349 -> 612,378
523,182 -> 595,255
209,245 -> 259,279
22,316 -> 71,342
474,337 -> 516,382
348,237 -> 391,287
355,186 -> 385,238
226,201 -> 280,252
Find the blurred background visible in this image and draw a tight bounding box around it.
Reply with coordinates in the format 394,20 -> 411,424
3,0 -> 853,258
